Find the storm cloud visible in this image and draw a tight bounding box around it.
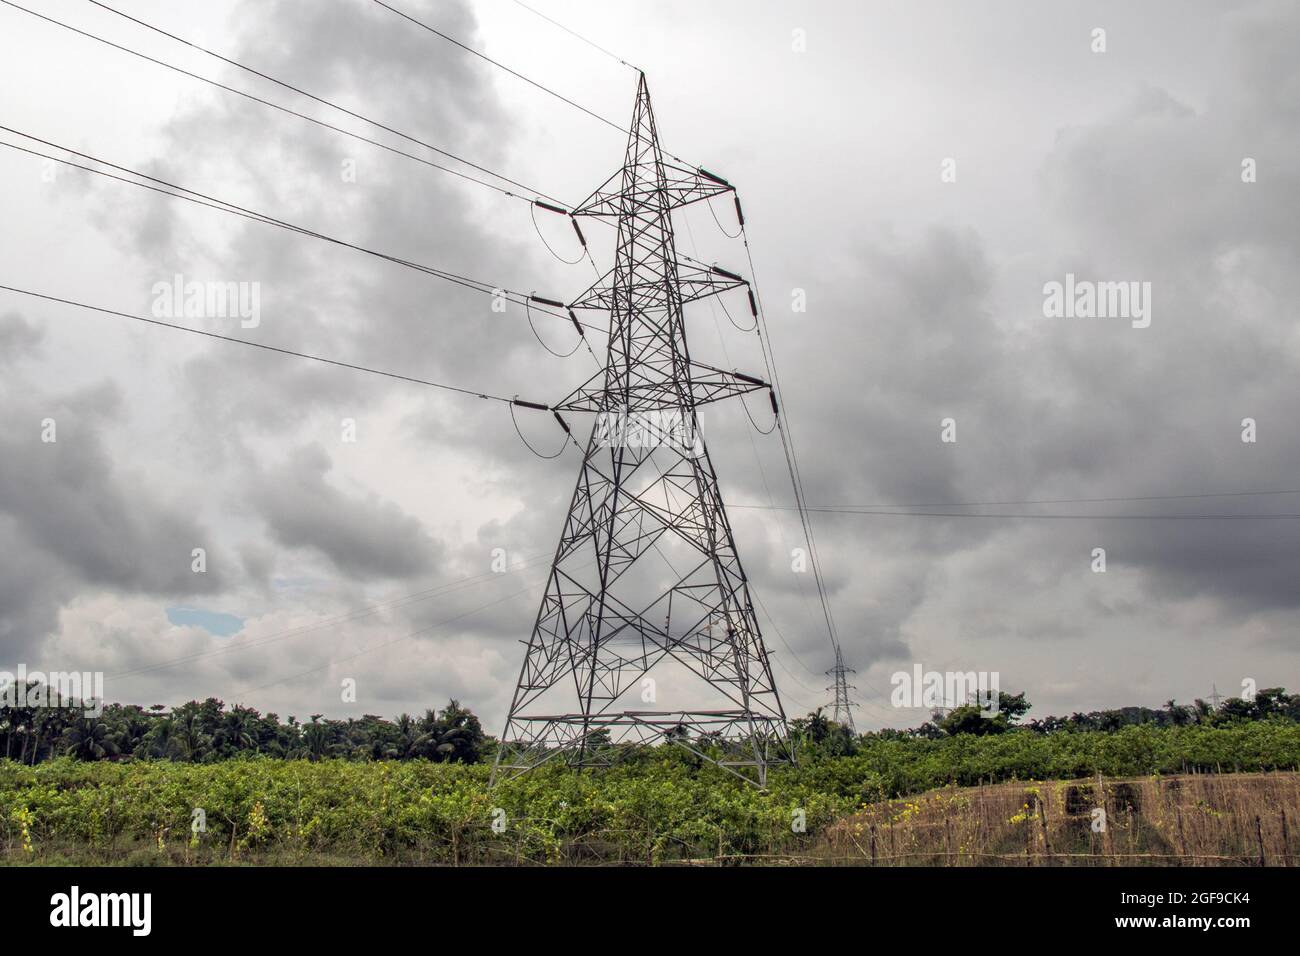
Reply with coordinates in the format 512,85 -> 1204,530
0,0 -> 1296,728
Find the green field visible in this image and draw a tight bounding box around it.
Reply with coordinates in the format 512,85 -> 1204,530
4,720 -> 1298,865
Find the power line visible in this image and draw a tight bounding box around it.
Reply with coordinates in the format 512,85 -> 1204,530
677,140 -> 860,710
0,283 -> 544,407
0,129 -> 592,330
0,4 -> 705,292
680,211 -> 830,690
369,2 -> 708,177
10,0 -> 709,291
371,0 -> 629,136
8,0 -> 698,269
77,0 -> 568,207
785,489 -> 1300,510
742,227 -> 844,654
739,216 -> 901,715
749,587 -> 896,723
733,503 -> 1300,520
772,421 -> 840,640
1,0 -> 565,207
508,0 -> 639,72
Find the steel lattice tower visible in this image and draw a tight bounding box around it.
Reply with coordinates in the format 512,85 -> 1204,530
492,74 -> 791,786
826,645 -> 857,733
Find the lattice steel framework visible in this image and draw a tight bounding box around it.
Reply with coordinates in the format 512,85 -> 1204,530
826,645 -> 858,733
492,74 -> 791,786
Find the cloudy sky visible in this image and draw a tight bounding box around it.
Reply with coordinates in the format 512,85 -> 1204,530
1,0 -> 1297,731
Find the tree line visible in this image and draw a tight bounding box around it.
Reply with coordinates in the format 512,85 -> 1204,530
790,687 -> 1300,756
1,684 -> 1296,766
0,696 -> 484,766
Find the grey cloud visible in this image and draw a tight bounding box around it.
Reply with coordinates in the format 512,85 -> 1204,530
6,0 -> 1299,727
251,443 -> 443,580
0,311 -> 44,362
0,378 -> 225,657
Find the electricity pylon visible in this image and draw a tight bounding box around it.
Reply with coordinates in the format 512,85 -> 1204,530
492,74 -> 791,786
825,645 -> 857,733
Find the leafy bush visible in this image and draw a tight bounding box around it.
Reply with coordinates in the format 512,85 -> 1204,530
2,720 -> 1297,864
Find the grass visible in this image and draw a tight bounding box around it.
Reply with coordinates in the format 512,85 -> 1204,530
10,771 -> 1294,867
811,771 -> 1300,866
4,719 -> 1300,866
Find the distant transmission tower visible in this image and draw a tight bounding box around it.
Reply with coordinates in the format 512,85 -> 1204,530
492,74 -> 791,786
825,645 -> 857,733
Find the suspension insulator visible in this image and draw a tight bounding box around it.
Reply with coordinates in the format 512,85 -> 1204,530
697,166 -> 731,187
570,217 -> 588,248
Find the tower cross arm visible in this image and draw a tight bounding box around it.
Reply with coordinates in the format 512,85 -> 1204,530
550,361 -> 771,413
571,161 -> 734,218
568,259 -> 750,312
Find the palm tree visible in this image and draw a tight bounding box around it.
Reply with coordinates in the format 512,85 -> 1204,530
302,716 -> 336,761
1163,699 -> 1192,727
29,707 -> 67,765
410,701 -> 486,762
394,713 -> 417,758
805,707 -> 831,744
214,708 -> 257,755
171,710 -> 210,762
115,706 -> 153,755
14,713 -> 32,764
62,716 -> 120,760
2,707 -> 32,761
141,716 -> 176,759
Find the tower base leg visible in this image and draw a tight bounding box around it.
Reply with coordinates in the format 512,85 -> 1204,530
489,710 -> 794,788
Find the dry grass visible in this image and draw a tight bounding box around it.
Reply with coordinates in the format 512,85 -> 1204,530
807,771 -> 1300,867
